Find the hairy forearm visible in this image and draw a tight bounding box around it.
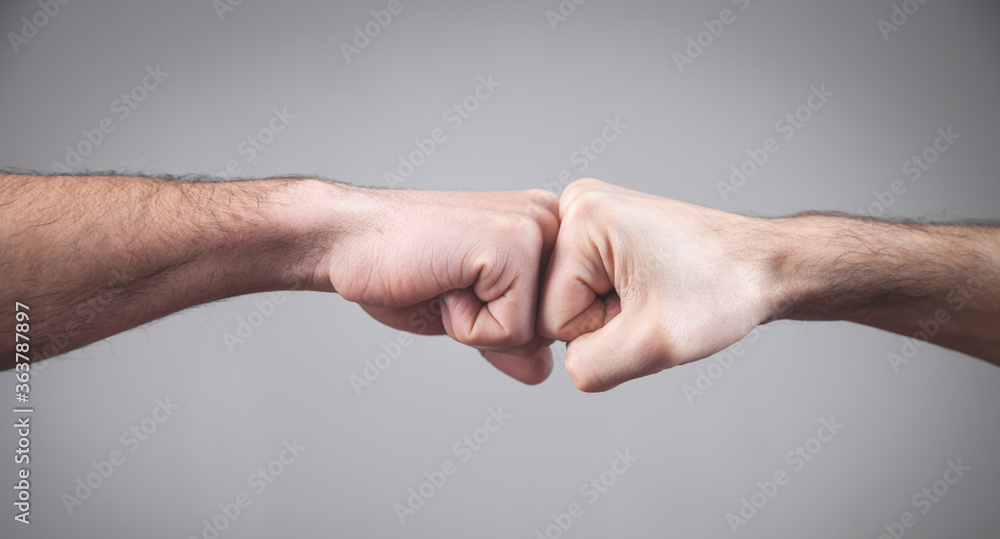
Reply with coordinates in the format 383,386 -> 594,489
0,174 -> 341,367
763,213 -> 1000,363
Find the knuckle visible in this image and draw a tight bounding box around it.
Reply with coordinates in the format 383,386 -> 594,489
577,177 -> 604,186
506,215 -> 545,253
467,323 -> 534,349
507,322 -> 536,347
564,188 -> 606,221
537,318 -> 562,341
538,301 -> 588,342
525,188 -> 559,209
565,177 -> 602,196
526,201 -> 559,230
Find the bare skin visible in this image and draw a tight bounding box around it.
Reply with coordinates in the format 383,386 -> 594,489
0,174 -> 559,383
539,179 -> 1000,392
2,174 -> 997,392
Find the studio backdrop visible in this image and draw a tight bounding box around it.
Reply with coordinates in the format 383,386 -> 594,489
1,1 -> 998,538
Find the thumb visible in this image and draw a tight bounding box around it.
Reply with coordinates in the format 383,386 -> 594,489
563,313 -> 664,392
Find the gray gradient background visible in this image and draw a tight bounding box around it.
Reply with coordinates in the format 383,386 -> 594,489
1,0 -> 999,538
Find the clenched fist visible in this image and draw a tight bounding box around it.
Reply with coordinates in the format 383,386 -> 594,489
320,185 -> 561,385
539,179 -> 778,392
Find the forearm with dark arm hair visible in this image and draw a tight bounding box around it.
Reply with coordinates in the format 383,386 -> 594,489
767,213 -> 1000,363
0,174 -> 342,368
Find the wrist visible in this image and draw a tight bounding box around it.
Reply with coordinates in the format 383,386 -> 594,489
243,177 -> 361,293
730,214 -> 800,325
757,216 -> 808,322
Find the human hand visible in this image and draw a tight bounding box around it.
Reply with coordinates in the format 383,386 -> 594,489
538,179 -> 779,391
318,184 -> 560,385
